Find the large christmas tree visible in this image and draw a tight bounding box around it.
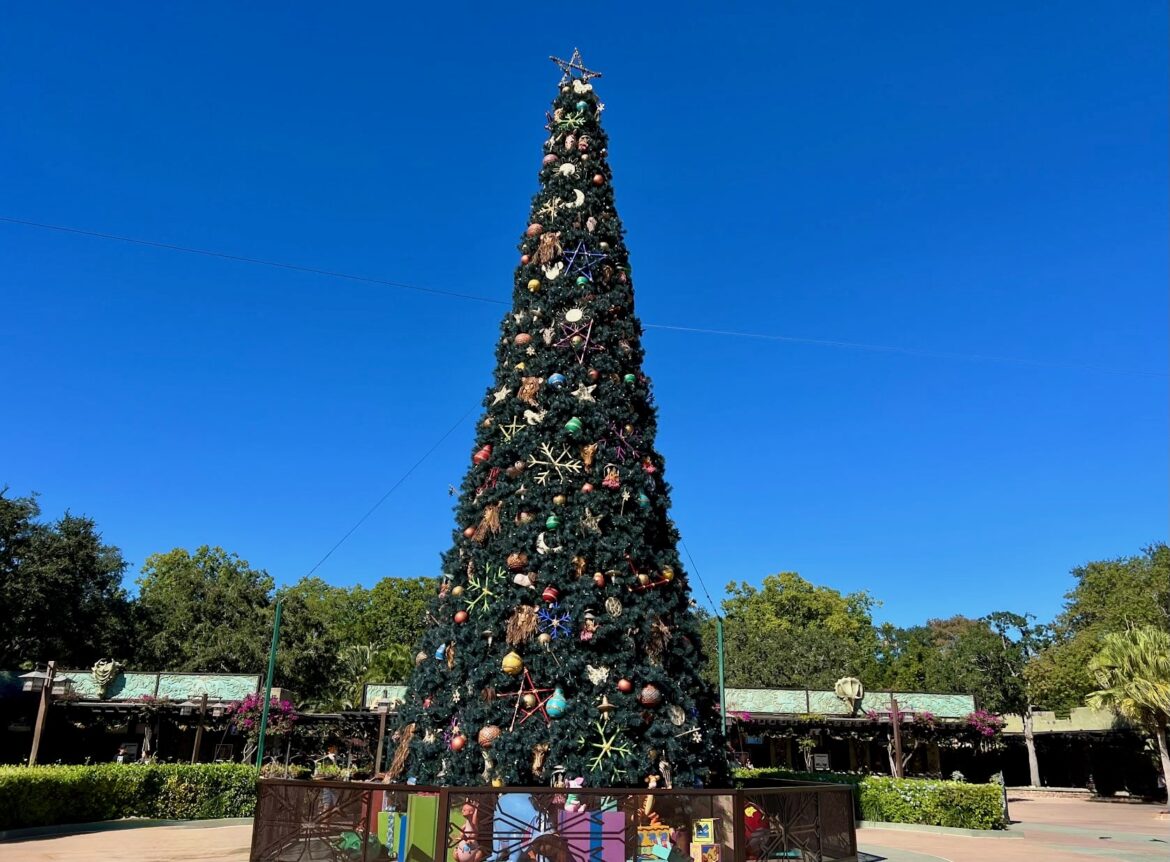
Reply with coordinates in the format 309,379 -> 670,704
393,51 -> 727,789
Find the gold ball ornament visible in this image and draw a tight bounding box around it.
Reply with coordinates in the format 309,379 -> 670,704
527,279 -> 541,293
452,585 -> 464,597
477,725 -> 501,747
502,651 -> 524,676
553,494 -> 567,506
662,567 -> 675,582
522,693 -> 537,709
538,632 -> 552,646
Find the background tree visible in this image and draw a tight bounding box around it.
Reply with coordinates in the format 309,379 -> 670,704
975,611 -> 1050,786
1027,544 -> 1170,714
707,572 -> 879,688
135,546 -> 273,673
0,489 -> 131,667
1086,626 -> 1170,793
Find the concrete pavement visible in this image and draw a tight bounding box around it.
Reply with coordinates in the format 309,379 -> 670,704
1,796 -> 1166,862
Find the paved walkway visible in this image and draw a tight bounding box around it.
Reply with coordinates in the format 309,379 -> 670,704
1,797 -> 1166,862
861,798 -> 1169,862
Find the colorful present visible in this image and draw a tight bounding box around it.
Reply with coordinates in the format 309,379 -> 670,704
691,820 -> 717,843
691,844 -> 720,862
559,809 -> 626,862
404,794 -> 439,862
637,825 -> 673,862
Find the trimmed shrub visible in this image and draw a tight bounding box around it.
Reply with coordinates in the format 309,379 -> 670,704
735,767 -> 1004,830
0,764 -> 256,831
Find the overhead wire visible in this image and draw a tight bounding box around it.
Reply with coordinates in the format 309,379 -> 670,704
3,215 -> 1164,379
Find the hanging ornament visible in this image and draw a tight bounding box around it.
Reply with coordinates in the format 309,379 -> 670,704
527,278 -> 541,292
477,725 -> 501,748
666,704 -> 686,727
518,376 -> 543,405
507,552 -> 529,572
592,174 -> 605,186
605,596 -> 623,617
454,610 -> 469,624
525,223 -> 543,237
617,678 -> 633,694
553,494 -> 567,505
662,567 -> 675,582
602,465 -> 621,489
581,482 -> 595,494
542,154 -> 557,167
637,492 -> 651,509
472,503 -> 502,543
585,665 -> 610,686
506,606 -> 538,645
558,162 -> 577,177
473,444 -> 493,465
597,695 -> 616,722
538,603 -> 573,639
581,442 -> 599,468
639,685 -> 662,708
547,686 -> 568,718
545,514 -> 561,530
547,372 -> 567,387
415,651 -> 428,666
535,532 -> 563,555
537,632 -> 552,646
564,416 -> 583,436
580,609 -> 598,642
592,571 -> 606,587
450,733 -> 467,752
502,651 -> 524,676
542,585 -> 560,603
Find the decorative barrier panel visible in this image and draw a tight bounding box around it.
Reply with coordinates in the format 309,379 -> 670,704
250,780 -> 857,862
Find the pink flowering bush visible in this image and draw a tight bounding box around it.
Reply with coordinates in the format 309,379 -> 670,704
965,709 -> 1005,738
226,692 -> 298,740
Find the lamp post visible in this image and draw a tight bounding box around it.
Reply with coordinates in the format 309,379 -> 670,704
20,662 -> 73,766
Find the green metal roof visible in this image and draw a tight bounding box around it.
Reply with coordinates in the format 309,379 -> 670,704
1,669 -> 260,703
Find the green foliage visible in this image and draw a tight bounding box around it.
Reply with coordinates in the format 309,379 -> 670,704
0,489 -> 131,668
135,546 -> 274,674
0,764 -> 256,830
1028,544 -> 1170,714
735,768 -> 1004,830
706,572 -> 880,688
973,612 -> 1050,717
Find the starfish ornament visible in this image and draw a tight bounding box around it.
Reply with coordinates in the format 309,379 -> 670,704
571,383 -> 596,401
492,386 -> 510,405
499,417 -> 525,442
499,669 -> 555,728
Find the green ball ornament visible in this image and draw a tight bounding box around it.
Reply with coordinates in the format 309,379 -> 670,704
637,492 -> 651,509
623,373 -> 637,384
576,100 -> 588,111
576,276 -> 589,286
564,416 -> 583,436
546,514 -> 561,530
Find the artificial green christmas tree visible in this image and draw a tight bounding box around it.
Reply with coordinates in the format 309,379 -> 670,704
393,51 -> 727,789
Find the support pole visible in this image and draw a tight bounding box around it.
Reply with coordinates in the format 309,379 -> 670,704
890,692 -> 903,778
28,661 -> 56,766
374,707 -> 389,776
191,693 -> 208,764
255,600 -> 283,771
716,617 -> 727,732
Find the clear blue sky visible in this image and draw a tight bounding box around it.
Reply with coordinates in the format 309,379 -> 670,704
2,3 -> 1166,628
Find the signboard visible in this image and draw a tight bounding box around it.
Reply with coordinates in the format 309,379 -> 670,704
812,753 -> 830,771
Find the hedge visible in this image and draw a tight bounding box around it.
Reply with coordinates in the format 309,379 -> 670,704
0,764 -> 257,831
736,767 -> 1005,830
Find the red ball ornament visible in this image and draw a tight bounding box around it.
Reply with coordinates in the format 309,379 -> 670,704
520,254 -> 531,265
593,572 -> 606,587
592,174 -> 605,186
450,734 -> 467,752
587,368 -> 600,381
581,482 -> 594,494
526,223 -> 543,238
617,678 -> 633,694
463,526 -> 476,539
472,444 -> 493,465
454,610 -> 469,624
542,585 -> 560,603
542,154 -> 557,166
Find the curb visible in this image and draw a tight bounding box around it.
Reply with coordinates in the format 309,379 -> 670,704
0,817 -> 252,843
858,820 -> 1019,838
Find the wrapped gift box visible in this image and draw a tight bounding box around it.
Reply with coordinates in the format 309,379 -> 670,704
637,826 -> 673,862
558,809 -> 626,862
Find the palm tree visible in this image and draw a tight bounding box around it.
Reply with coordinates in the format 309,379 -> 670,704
1087,626 -> 1170,795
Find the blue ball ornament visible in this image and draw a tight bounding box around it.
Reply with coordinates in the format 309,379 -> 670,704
637,492 -> 651,509
576,100 -> 588,112
546,685 -> 568,718
548,373 -> 567,388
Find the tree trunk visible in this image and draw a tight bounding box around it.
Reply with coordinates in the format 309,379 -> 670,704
1154,722 -> 1170,801
1022,706 -> 1041,787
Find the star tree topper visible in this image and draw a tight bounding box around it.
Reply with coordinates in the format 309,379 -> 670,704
550,48 -> 602,84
